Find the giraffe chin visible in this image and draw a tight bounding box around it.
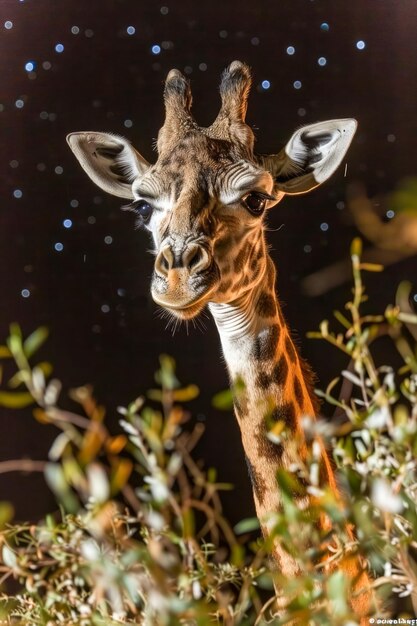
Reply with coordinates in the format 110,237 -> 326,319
152,288 -> 216,320
153,297 -> 209,320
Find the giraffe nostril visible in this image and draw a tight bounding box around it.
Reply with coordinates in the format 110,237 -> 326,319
160,252 -> 170,272
187,247 -> 202,270
155,246 -> 174,277
183,244 -> 210,274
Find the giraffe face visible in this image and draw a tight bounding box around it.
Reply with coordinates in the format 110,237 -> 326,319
67,61 -> 357,320
129,131 -> 276,318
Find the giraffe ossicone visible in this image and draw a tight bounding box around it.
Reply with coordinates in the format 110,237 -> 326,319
68,61 -> 374,620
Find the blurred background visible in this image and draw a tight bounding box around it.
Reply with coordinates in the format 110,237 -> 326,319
1,0 -> 416,524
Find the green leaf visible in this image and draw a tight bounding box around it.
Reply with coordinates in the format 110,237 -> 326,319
0,391 -> 34,408
234,517 -> 260,535
212,388 -> 234,410
23,326 -> 49,359
0,502 -> 14,528
326,571 -> 348,616
2,545 -> 17,570
333,310 -> 351,330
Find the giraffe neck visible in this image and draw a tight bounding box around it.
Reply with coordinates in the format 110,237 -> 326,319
209,256 -> 329,548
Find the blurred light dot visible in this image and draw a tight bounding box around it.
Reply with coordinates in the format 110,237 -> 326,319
71,25 -> 80,35
92,324 -> 101,333
151,44 -> 161,54
251,36 -> 260,45
42,61 -> 52,70
336,201 -> 345,210
0,104 -> 4,112
356,40 -> 366,50
10,160 -> 19,168
386,210 -> 395,219
320,222 -> 329,232
4,21 -> 13,30
87,215 -> 96,224
24,265 -> 33,273
124,119 -> 133,128
304,244 -> 312,253
117,288 -> 126,297
199,62 -> 207,71
85,29 -> 94,38
126,25 -> 135,35
293,80 -> 302,89
104,235 -> 113,244
161,40 -> 173,49
37,162 -> 46,171
54,242 -> 64,252
24,61 -> 36,72
261,80 -> 271,90
413,294 -> 417,303
160,6 -> 169,14
219,30 -> 228,38
320,22 -> 330,31
70,199 -> 79,208
63,219 -> 73,228
101,304 -> 110,313
48,113 -> 57,121
54,165 -> 63,174
28,71 -> 37,81
297,107 -> 306,117
387,134 -> 396,143
15,99 -> 24,109
184,65 -> 192,74
286,46 -> 295,55
40,110 -> 48,119
55,43 -> 64,53
93,196 -> 103,205
318,56 -> 327,66
21,289 -> 30,298
13,189 -> 23,198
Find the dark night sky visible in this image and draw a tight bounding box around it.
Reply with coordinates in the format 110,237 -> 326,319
1,0 -> 417,523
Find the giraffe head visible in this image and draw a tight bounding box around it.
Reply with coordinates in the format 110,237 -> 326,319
67,61 -> 356,319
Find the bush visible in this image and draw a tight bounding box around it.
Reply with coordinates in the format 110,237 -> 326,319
0,239 -> 417,625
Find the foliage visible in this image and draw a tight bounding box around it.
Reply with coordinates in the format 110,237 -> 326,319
0,239 -> 417,624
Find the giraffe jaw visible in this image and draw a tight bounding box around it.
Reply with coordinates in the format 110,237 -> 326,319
152,286 -> 217,320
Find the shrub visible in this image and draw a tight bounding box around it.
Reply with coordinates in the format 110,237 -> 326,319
0,239 -> 416,625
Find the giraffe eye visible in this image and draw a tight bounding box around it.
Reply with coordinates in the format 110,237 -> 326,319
131,199 -> 154,223
242,193 -> 267,216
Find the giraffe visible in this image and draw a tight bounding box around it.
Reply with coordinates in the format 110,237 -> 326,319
67,61 -> 374,620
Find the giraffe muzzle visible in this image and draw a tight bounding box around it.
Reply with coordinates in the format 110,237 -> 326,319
151,242 -> 219,317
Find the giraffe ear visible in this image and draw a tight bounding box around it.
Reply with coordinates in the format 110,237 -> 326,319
264,119 -> 357,196
67,132 -> 151,200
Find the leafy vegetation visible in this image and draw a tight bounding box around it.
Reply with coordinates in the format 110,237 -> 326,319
0,239 -> 417,624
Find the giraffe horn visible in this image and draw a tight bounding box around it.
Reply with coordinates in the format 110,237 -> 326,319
213,60 -> 252,125
162,69 -> 196,133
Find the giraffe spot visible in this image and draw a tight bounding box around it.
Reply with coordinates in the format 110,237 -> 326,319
256,292 -> 277,318
255,422 -> 284,462
250,258 -> 258,272
218,279 -> 232,293
242,275 -> 250,286
256,371 -> 272,390
245,456 -> 267,506
294,375 -> 304,409
272,353 -> 289,385
253,324 -> 280,361
233,242 -> 250,272
285,335 -> 298,364
271,402 -> 296,431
